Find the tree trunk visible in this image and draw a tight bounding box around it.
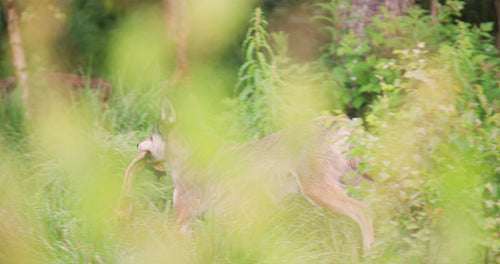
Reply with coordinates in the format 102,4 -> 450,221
429,0 -> 437,16
495,0 -> 500,51
344,0 -> 413,36
164,0 -> 189,86
430,0 -> 437,23
5,0 -> 28,105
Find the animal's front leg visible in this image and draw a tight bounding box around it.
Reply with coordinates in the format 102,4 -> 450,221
172,183 -> 200,232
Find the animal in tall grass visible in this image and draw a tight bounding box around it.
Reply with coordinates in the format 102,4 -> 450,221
123,100 -> 375,250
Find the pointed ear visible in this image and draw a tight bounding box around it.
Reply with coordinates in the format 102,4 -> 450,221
161,99 -> 176,123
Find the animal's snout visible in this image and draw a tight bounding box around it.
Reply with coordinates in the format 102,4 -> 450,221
137,138 -> 153,153
137,134 -> 165,162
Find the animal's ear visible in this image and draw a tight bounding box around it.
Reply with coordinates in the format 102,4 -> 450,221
161,98 -> 176,123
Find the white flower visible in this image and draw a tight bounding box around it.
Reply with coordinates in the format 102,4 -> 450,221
351,77 -> 357,81
382,62 -> 394,69
353,59 -> 357,63
412,49 -> 421,54
417,42 -> 425,48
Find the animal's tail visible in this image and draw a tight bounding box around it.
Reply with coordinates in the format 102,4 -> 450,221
317,115 -> 375,184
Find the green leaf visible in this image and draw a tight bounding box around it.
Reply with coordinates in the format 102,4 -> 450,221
406,223 -> 418,230
313,15 -> 334,24
472,55 -> 488,64
366,55 -> 378,66
257,52 -> 267,68
480,22 -> 494,32
352,96 -> 365,109
245,41 -> 255,61
237,61 -> 254,76
359,83 -> 380,93
379,6 -> 388,14
332,67 -> 347,83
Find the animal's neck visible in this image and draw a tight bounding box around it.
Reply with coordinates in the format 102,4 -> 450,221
164,131 -> 191,181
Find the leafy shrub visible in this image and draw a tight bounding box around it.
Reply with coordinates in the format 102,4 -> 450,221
236,8 -> 332,139
309,0 -> 500,262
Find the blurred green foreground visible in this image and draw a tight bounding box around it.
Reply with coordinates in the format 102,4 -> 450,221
1,0 -> 500,263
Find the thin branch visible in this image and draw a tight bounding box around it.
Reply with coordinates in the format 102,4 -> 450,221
5,0 -> 29,107
164,0 -> 190,86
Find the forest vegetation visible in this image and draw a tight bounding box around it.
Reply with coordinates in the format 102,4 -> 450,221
0,0 -> 500,263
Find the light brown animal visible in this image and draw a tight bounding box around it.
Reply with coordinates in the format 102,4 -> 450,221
129,101 -> 375,250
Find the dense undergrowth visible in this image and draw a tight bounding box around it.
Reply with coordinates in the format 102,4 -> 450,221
0,0 -> 499,263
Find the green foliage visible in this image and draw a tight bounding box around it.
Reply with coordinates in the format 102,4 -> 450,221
236,7 -> 275,138
316,0 -> 500,119
316,0 -> 399,116
1,0 -> 500,263
236,8 -> 331,139
312,0 -> 500,262
61,0 -> 115,74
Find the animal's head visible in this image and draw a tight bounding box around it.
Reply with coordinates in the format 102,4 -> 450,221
137,99 -> 176,162
121,100 -> 174,193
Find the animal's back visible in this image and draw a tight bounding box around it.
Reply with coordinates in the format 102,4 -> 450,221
222,116 -> 364,189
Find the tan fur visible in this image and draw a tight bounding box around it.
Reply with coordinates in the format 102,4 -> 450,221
138,114 -> 374,250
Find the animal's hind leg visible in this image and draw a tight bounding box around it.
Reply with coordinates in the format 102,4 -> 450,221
299,176 -> 374,250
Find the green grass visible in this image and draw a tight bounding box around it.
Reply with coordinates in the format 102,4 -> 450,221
0,84 -> 372,264
0,75 -> 499,263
